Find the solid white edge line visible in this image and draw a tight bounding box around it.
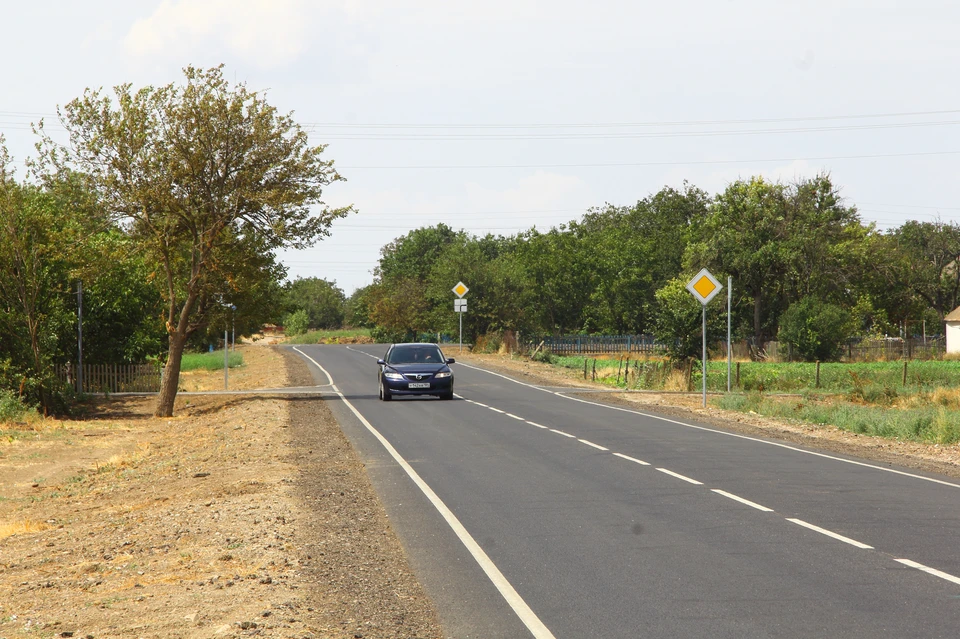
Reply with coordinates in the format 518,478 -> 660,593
578,439 -> 609,451
506,413 -> 525,421
786,518 -> 874,549
895,559 -> 960,586
612,452 -> 651,466
526,421 -> 549,429
656,468 -> 704,485
550,429 -> 576,438
292,347 -> 557,639
711,489 -> 774,512
454,361 -> 960,490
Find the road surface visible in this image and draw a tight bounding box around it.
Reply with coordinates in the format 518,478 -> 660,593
290,344 -> 960,639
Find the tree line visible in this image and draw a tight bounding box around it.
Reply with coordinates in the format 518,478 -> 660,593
340,175 -> 957,362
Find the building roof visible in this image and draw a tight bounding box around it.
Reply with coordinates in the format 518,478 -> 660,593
945,306 -> 960,322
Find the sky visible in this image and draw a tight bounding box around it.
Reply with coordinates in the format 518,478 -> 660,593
3,0 -> 960,295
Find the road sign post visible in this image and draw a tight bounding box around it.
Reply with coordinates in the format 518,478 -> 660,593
452,282 -> 469,353
686,269 -> 723,408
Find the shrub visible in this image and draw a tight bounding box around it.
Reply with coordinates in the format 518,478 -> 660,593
0,390 -> 32,422
283,309 -> 310,336
778,296 -> 854,362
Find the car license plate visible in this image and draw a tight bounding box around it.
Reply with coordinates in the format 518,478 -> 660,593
408,382 -> 430,389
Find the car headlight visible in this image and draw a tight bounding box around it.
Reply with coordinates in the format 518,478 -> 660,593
434,371 -> 452,378
383,371 -> 404,380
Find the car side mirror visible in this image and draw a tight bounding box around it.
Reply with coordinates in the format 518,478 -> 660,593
446,358 -> 455,364
377,359 -> 386,366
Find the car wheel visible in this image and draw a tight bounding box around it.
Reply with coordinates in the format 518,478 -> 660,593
440,389 -> 453,400
380,380 -> 392,401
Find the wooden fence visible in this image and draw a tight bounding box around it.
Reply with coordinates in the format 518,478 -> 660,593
56,363 -> 161,393
530,334 -> 664,355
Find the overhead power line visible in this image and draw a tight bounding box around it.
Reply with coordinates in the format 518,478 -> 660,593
301,109 -> 960,129
337,149 -> 960,170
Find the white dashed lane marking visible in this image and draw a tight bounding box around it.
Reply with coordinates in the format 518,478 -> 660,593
506,413 -> 525,421
895,559 -> 960,586
712,489 -> 774,512
578,439 -> 609,451
656,468 -> 704,485
549,429 -> 577,438
786,518 -> 874,549
526,421 -> 549,429
612,452 -> 650,466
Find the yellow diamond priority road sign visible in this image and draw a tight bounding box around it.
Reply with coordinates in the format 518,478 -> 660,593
452,281 -> 469,298
686,268 -> 722,305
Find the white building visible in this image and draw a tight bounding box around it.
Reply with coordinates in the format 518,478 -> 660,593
945,307 -> 960,354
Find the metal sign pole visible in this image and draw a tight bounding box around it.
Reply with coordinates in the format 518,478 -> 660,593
727,276 -> 732,393
459,312 -> 463,353
702,306 -> 707,408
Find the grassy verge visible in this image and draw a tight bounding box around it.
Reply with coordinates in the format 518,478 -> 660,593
179,350 -> 243,371
539,353 -> 960,445
715,392 -> 960,444
284,327 -> 372,344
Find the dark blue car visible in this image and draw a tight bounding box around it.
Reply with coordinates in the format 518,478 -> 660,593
378,343 -> 455,401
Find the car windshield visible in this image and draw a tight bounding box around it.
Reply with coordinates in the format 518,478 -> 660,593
386,345 -> 444,365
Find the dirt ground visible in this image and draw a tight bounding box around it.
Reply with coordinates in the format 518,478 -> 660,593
0,344 -> 443,639
456,351 -> 960,479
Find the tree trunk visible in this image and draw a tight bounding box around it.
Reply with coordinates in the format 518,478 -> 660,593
155,331 -> 188,417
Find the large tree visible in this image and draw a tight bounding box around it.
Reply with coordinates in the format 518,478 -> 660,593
39,66 -> 352,416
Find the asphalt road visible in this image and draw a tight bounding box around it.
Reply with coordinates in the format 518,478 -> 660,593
291,344 -> 960,639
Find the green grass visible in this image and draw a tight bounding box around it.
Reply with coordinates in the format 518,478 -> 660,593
715,392 -> 960,444
180,351 -> 244,371
284,327 -> 372,344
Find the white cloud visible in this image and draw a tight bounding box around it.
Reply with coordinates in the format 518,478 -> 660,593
124,0 -> 311,68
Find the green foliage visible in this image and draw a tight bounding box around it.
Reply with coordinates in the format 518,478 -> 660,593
0,390 -> 34,422
40,65 -> 353,416
285,277 -> 345,329
284,309 -> 310,336
778,296 -> 854,361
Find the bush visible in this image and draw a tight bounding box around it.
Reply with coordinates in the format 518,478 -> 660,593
531,348 -> 556,364
474,332 -> 503,354
0,390 -> 33,422
778,297 -> 854,362
284,309 -> 310,336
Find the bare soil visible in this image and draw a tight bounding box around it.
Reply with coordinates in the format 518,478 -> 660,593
0,344 -> 443,639
456,351 -> 960,479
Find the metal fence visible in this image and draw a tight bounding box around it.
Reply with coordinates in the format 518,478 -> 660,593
759,338 -> 945,362
529,334 -> 664,355
56,363 -> 161,393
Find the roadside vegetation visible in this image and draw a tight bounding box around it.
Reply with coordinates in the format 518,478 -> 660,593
283,328 -> 373,344
5,65 -> 960,424
179,351 -> 244,371
535,353 -> 960,445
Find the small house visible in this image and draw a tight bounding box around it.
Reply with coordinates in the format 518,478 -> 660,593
945,307 -> 960,354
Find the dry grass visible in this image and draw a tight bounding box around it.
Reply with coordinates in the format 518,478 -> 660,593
0,519 -> 53,540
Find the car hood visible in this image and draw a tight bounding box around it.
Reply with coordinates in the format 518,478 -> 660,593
386,363 -> 450,374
